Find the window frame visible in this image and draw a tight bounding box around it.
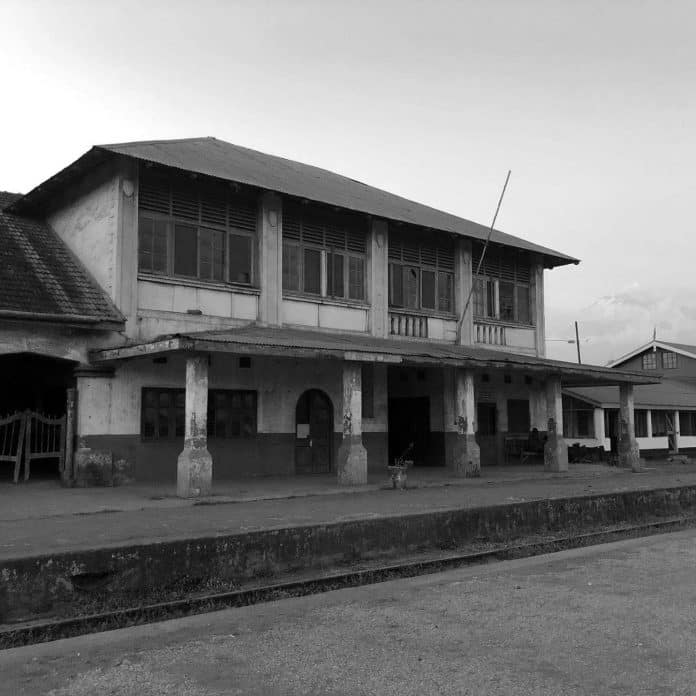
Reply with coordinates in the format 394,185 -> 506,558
281,205 -> 368,303
388,258 -> 454,315
662,351 -> 678,369
139,209 -> 256,287
141,387 -> 258,441
642,352 -> 657,370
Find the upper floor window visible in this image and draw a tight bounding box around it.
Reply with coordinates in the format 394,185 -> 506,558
472,243 -> 531,324
138,170 -> 257,285
388,229 -> 455,313
662,351 -> 677,369
642,352 -> 657,370
282,203 -> 368,301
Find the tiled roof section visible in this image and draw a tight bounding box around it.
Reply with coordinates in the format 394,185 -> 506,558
0,204 -> 124,325
565,379 -> 696,409
0,191 -> 22,210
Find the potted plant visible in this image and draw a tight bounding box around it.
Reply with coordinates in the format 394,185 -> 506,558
388,442 -> 414,490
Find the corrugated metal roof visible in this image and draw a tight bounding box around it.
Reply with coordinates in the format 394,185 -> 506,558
93,325 -> 657,386
565,379 -> 696,409
10,138 -> 578,268
0,202 -> 124,326
101,138 -> 577,267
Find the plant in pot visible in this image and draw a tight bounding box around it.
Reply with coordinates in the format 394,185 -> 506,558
388,442 -> 414,490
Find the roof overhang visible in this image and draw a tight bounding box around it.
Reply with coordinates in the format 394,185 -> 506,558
90,327 -> 659,388
9,140 -> 579,269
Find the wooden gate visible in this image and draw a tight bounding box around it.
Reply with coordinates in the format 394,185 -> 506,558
0,412 -> 27,483
0,411 -> 66,482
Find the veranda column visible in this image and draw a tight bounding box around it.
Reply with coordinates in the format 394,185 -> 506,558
671,410 -> 680,453
453,368 -> 480,477
337,362 -> 368,485
593,407 -> 606,450
177,355 -> 212,497
618,383 -> 641,472
544,375 -> 568,472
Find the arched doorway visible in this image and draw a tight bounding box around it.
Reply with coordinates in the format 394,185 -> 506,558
295,390 -> 333,474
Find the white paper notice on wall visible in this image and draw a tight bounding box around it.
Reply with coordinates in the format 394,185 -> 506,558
297,424 -> 310,439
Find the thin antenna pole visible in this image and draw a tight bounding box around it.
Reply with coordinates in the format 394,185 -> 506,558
457,170 -> 512,339
575,321 -> 582,364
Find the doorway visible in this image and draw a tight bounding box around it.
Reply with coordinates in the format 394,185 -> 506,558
295,389 -> 333,474
388,396 -> 433,466
0,353 -> 75,481
477,402 -> 498,466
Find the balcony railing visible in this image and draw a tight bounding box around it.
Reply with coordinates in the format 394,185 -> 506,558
389,312 -> 428,338
474,321 -> 506,346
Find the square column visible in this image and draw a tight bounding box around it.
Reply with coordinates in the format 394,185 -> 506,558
177,355 -> 212,497
543,375 -> 568,472
593,408 -> 606,451
670,410 -> 680,453
337,362 -> 368,485
618,384 -> 641,471
451,368 -> 480,477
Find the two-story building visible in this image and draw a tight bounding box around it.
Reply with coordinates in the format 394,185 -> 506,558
1,137 -> 658,495
563,339 -> 696,458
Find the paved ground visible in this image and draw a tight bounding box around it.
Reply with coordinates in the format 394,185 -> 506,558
2,463 -> 696,560
2,528 -> 695,695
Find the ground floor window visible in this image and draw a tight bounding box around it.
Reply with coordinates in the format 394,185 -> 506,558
680,411 -> 696,436
141,388 -> 257,440
651,410 -> 668,437
635,410 -> 648,437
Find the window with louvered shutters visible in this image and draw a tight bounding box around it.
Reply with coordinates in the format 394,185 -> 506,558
472,242 -> 532,325
281,202 -> 368,300
138,168 -> 258,285
388,228 -> 455,313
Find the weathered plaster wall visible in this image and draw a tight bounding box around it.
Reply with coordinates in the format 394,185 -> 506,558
77,354 -> 389,480
48,170 -> 120,302
0,322 -> 91,363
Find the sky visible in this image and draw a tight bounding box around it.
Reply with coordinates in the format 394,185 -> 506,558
2,0 -> 695,365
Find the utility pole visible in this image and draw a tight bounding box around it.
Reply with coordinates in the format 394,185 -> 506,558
575,321 -> 582,364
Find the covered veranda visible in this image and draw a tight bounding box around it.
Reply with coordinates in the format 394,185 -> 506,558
90,326 -> 660,497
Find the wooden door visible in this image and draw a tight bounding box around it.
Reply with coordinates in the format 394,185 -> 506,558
295,390 -> 333,474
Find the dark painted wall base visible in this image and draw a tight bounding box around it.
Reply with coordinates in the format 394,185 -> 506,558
81,432 -> 390,483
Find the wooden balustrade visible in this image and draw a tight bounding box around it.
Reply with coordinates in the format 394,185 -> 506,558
389,312 -> 428,338
474,321 -> 506,346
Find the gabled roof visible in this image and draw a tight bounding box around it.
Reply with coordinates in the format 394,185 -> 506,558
565,379 -> 696,410
608,339 -> 696,367
91,325 -> 658,388
0,192 -> 124,327
9,137 -> 578,269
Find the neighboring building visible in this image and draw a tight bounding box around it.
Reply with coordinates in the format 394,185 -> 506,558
563,340 -> 696,458
0,138 -> 657,493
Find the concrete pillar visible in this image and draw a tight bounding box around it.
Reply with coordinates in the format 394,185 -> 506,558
259,192 -> 283,326
369,219 -> 389,338
646,409 -> 653,439
117,159 -> 139,337
337,362 -> 368,485
446,368 -> 480,477
530,382 -> 547,431
544,375 -> 568,472
177,355 -> 212,497
593,408 -> 606,450
618,383 -> 641,472
456,239 -> 474,345
671,410 -> 680,453
530,256 -> 545,357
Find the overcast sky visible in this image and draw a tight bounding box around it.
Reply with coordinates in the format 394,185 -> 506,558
2,0 -> 694,365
